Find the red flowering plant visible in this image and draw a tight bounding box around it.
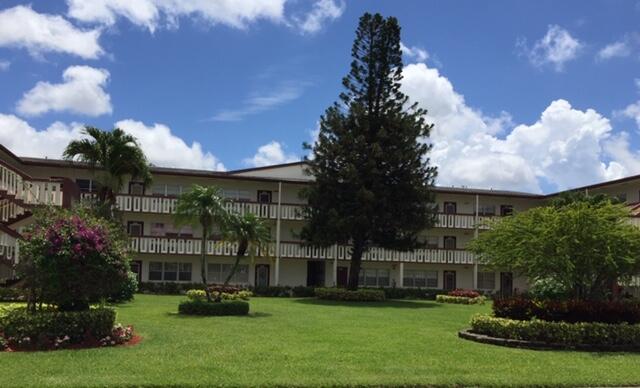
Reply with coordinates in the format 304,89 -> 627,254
447,289 -> 480,298
18,207 -> 134,311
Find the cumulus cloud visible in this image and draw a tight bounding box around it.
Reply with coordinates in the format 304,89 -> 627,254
597,41 -> 631,60
0,5 -> 103,59
401,63 -> 635,193
244,141 -> 298,167
115,119 -> 225,170
620,101 -> 640,129
0,114 -> 225,171
517,25 -> 583,71
294,0 -> 344,34
17,66 -> 112,117
400,42 -> 429,63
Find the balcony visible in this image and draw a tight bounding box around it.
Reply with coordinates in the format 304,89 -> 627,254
128,236 -> 475,265
0,162 -> 63,207
436,213 -> 499,230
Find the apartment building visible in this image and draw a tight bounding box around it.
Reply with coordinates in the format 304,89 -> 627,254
1,143 -> 638,294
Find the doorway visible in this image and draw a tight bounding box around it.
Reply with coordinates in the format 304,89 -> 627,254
336,266 -> 348,288
443,270 -> 457,291
307,261 -> 326,287
130,260 -> 142,283
255,264 -> 270,287
500,272 -> 513,297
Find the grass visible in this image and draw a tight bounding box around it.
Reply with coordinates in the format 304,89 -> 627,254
2,295 -> 640,387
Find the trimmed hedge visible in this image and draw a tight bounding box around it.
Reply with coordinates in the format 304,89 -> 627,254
470,314 -> 640,347
436,294 -> 486,305
493,297 -> 640,324
178,300 -> 250,316
447,289 -> 480,298
0,287 -> 23,302
315,288 -> 385,302
0,307 -> 116,350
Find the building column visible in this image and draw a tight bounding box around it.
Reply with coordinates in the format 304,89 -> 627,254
332,245 -> 338,286
275,181 -> 282,286
473,194 -> 480,289
398,262 -> 404,288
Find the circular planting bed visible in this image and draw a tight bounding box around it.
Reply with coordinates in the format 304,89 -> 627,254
459,314 -> 640,352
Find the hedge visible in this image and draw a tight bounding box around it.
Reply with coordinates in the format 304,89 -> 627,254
0,287 -> 23,302
0,307 -> 116,350
315,288 -> 385,302
493,297 -> 640,324
436,294 -> 486,305
178,300 -> 250,316
469,314 -> 640,347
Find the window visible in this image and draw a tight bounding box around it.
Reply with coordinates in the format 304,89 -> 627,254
153,184 -> 182,196
223,189 -> 252,202
404,270 -> 438,288
76,179 -> 98,193
163,262 -> 177,281
129,182 -> 145,195
358,268 -> 390,287
478,271 -> 495,290
478,204 -> 496,216
500,205 -> 514,216
127,221 -> 144,237
149,262 -> 163,281
443,236 -> 456,250
443,201 -> 457,214
151,223 -> 165,236
179,263 -> 192,281
257,190 -> 272,203
151,185 -> 166,195
207,263 -> 249,284
425,236 -> 439,249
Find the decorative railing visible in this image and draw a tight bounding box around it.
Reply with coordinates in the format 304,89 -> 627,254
0,200 -> 29,223
128,237 -> 475,264
436,213 -> 499,230
0,229 -> 18,262
0,161 -> 63,206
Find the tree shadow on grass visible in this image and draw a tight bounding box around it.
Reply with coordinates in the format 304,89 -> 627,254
164,311 -> 273,319
294,298 -> 442,309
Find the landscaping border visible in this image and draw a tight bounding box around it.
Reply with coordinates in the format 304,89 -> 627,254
458,329 -> 640,352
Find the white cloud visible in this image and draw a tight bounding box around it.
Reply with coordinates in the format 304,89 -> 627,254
0,114 -> 224,171
17,66 -> 112,117
244,141 -> 298,167
400,42 -> 429,63
597,41 -> 631,60
635,78 -> 640,92
0,5 -> 103,59
210,81 -> 308,121
115,119 -> 225,170
517,25 -> 583,71
0,60 -> 9,71
67,0 -> 287,32
294,0 -> 344,34
620,100 -> 640,129
401,63 -> 635,193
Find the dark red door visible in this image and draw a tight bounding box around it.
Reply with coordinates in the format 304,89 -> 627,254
337,266 -> 348,288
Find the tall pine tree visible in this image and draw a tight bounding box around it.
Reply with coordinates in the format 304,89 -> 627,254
301,13 -> 438,290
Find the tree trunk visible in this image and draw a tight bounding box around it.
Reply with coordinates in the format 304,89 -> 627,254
201,226 -> 211,302
347,241 -> 365,290
224,239 -> 248,286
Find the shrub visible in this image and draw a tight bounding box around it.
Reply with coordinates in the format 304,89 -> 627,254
291,286 -> 316,297
470,314 -> 640,347
436,295 -> 486,305
108,271 -> 138,303
315,288 -> 385,302
528,277 -> 570,300
448,289 -> 480,298
252,285 -> 292,297
186,289 -> 207,301
382,287 -> 444,300
0,336 -> 6,351
0,307 -> 116,350
178,300 -> 250,316
493,297 -> 640,324
186,289 -> 253,301
0,287 -> 23,302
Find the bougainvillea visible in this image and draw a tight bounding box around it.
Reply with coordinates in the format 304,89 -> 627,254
18,207 -> 134,311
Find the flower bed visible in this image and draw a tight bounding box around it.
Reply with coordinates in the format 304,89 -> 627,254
447,289 -> 481,298
464,314 -> 640,350
178,300 -> 250,316
186,289 -> 252,302
0,307 -> 137,351
436,294 -> 486,305
315,288 -> 385,302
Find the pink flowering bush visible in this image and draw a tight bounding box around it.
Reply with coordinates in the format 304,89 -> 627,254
19,207 -> 134,311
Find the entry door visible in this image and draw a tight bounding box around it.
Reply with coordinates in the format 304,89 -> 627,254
130,260 -> 142,283
306,261 -> 326,287
255,264 -> 270,287
500,272 -> 513,297
443,271 -> 457,291
337,266 -> 349,288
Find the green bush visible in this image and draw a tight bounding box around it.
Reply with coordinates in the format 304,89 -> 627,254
0,287 -> 23,302
186,289 -> 253,301
0,335 -> 6,350
178,300 -> 250,316
470,314 -> 640,347
138,282 -> 204,294
315,288 -> 385,302
108,271 -> 138,303
291,286 -> 316,297
382,287 -> 445,300
436,295 -> 486,305
0,307 -> 116,349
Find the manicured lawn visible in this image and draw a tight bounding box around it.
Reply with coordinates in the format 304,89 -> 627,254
2,295 -> 640,387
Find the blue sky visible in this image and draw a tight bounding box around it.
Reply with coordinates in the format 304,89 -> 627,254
0,0 -> 639,194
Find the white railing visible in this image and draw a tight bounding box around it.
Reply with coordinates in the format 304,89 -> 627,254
0,230 -> 18,262
435,213 -> 499,230
0,162 -> 63,206
0,200 -> 28,223
128,237 -> 475,264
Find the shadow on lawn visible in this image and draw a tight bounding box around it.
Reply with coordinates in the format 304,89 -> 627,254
294,298 -> 442,309
164,311 -> 273,319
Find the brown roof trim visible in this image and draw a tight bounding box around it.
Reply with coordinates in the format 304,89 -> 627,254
227,160 -> 306,174
432,187 -> 544,199
543,174 -> 640,198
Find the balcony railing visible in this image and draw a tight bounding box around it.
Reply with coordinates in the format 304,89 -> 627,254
128,236 -> 475,264
0,228 -> 18,262
0,161 -> 63,207
436,213 -> 499,230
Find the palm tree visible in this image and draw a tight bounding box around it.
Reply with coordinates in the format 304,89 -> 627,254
174,185 -> 228,302
223,212 -> 272,286
63,127 -> 152,216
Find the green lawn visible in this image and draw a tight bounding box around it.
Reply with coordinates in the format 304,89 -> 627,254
2,295 -> 640,387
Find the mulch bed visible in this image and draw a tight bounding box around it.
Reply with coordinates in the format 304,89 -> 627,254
2,335 -> 142,353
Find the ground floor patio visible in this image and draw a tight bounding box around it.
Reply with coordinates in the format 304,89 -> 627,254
1,295 -> 639,387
